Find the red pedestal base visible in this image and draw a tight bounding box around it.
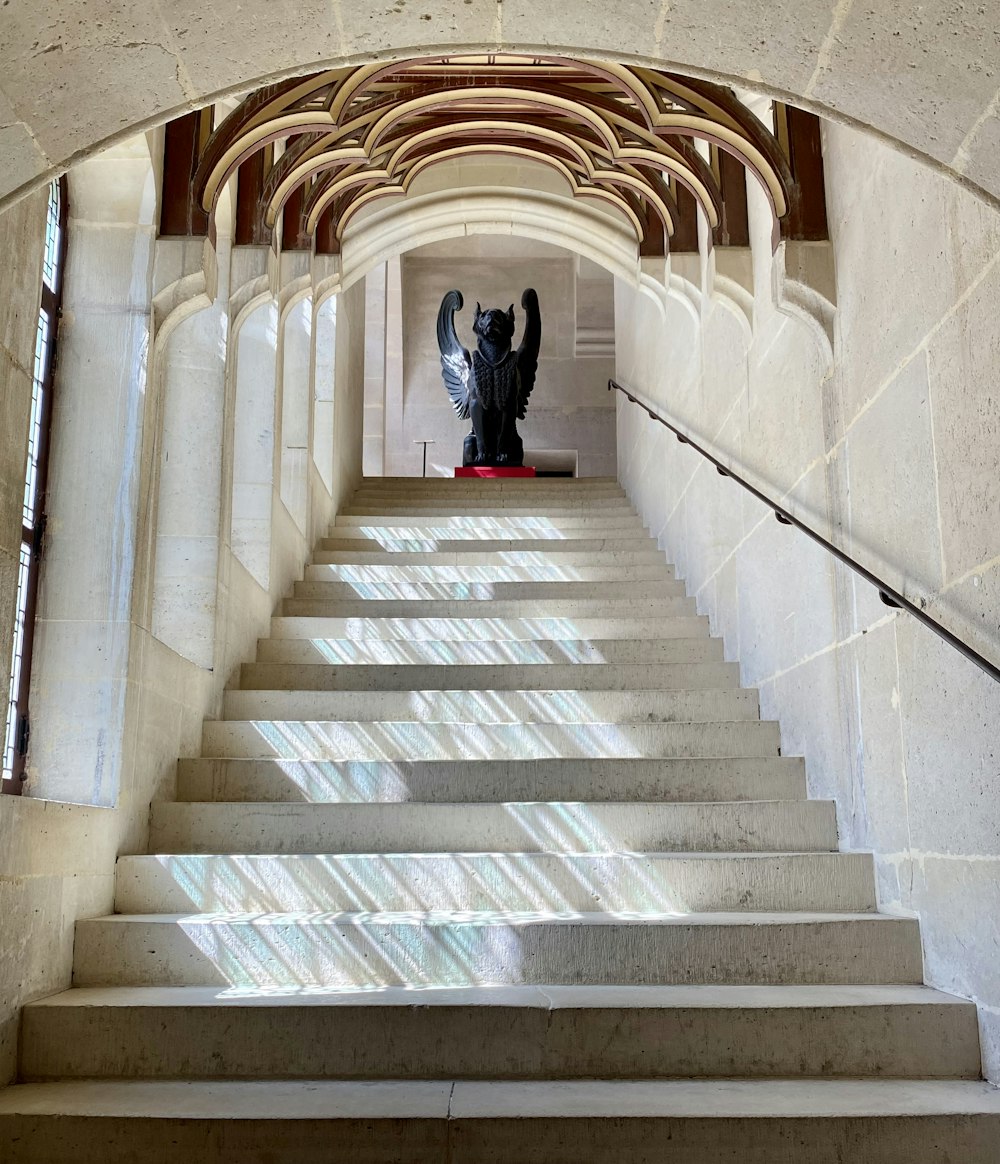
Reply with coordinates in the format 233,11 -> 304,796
454,466 -> 536,478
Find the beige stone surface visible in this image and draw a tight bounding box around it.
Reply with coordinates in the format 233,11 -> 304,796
19,983 -> 976,1081
3,2 -> 1000,220
616,117 -> 1000,1081
3,1078 -> 1000,1163
115,851 -> 874,914
0,190 -> 46,726
71,910 -> 922,989
175,754 -> 806,806
147,797 -> 834,856
0,130 -> 369,1088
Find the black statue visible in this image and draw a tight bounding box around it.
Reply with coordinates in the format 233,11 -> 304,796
437,287 -> 541,466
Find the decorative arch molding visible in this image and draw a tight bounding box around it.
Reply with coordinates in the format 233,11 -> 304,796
770,240 -> 837,375
2,5 -> 1000,227
275,271 -> 316,533
322,186 -> 645,298
229,292 -> 280,588
194,55 -> 797,259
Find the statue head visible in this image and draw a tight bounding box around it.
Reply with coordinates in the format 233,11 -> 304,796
473,302 -> 516,347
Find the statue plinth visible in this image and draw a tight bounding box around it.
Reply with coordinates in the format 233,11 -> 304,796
454,466 -> 536,478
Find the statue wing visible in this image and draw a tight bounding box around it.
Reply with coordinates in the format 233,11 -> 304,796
515,287 -> 541,419
437,289 -> 472,420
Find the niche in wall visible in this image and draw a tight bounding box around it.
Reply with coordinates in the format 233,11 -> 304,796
385,235 -> 617,477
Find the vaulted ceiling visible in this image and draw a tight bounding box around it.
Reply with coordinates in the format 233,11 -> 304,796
1,4 -> 997,217
193,55 -> 799,257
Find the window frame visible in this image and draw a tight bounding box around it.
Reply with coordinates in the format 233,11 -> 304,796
2,178 -> 68,795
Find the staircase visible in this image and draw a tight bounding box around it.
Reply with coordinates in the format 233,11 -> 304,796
3,476 -> 999,1161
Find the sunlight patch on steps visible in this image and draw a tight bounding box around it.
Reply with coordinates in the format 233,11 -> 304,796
150,849 -> 688,916
246,718 -> 641,762
306,636 -> 603,665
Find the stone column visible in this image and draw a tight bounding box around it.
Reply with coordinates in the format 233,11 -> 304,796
29,140 -> 155,804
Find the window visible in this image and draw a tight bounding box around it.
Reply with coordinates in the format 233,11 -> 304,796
3,179 -> 67,793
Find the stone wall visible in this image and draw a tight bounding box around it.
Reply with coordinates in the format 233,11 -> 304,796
389,236 -> 616,476
5,5 -> 1000,233
0,139 -> 368,1085
0,188 -> 45,734
616,121 -> 1000,1080
0,186 -> 49,1082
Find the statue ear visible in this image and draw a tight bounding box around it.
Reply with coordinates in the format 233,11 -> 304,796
507,304 -> 515,322
475,302 -> 482,318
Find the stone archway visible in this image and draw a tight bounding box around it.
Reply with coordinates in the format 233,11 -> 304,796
2,5 -> 999,212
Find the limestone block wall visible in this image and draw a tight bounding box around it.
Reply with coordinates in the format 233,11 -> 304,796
6,4 -> 1000,237
0,138 -> 368,1085
616,121 -> 1000,1079
387,236 -> 616,476
0,189 -> 45,728
0,187 -> 50,1082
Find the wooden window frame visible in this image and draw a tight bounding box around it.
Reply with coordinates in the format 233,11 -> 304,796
2,178 -> 68,794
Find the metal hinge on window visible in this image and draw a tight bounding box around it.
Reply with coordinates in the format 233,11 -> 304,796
31,513 -> 47,556
16,713 -> 29,757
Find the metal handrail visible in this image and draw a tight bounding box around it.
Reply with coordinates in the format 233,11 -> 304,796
609,378 -> 1000,685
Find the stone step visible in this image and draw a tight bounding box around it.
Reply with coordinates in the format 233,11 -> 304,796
5,1078 -> 1000,1163
175,756 -> 808,805
356,477 -> 623,486
344,502 -> 638,516
312,548 -> 671,566
70,911 -> 923,988
254,636 -> 724,666
333,513 -> 646,530
237,661 -> 741,692
303,562 -> 674,583
354,477 -> 622,492
321,527 -> 652,547
316,534 -> 654,554
220,687 -> 759,724
20,985 -> 978,1082
346,486 -> 623,500
114,851 -> 875,914
199,717 -> 781,761
348,496 -> 629,508
280,596 -> 696,618
268,615 -> 710,641
147,800 -> 837,854
285,575 -> 684,600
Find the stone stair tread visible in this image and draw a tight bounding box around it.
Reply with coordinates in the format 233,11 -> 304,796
311,542 -> 655,556
343,507 -> 638,513
94,909 -> 903,925
5,1078 -> 1000,1119
148,798 -> 835,854
115,849 -> 875,913
311,550 -> 672,564
25,982 -> 971,1009
280,598 -> 697,618
267,615 -> 711,640
251,639 -> 724,665
321,524 -> 648,535
197,718 -> 784,761
322,523 -> 641,531
236,662 -> 740,691
340,506 -> 639,517
301,567 -> 674,582
220,687 -> 758,723
288,581 -> 684,600
174,755 -> 808,804
126,848 -> 852,859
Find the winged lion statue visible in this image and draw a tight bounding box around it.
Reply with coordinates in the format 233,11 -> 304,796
436,287 -> 541,467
